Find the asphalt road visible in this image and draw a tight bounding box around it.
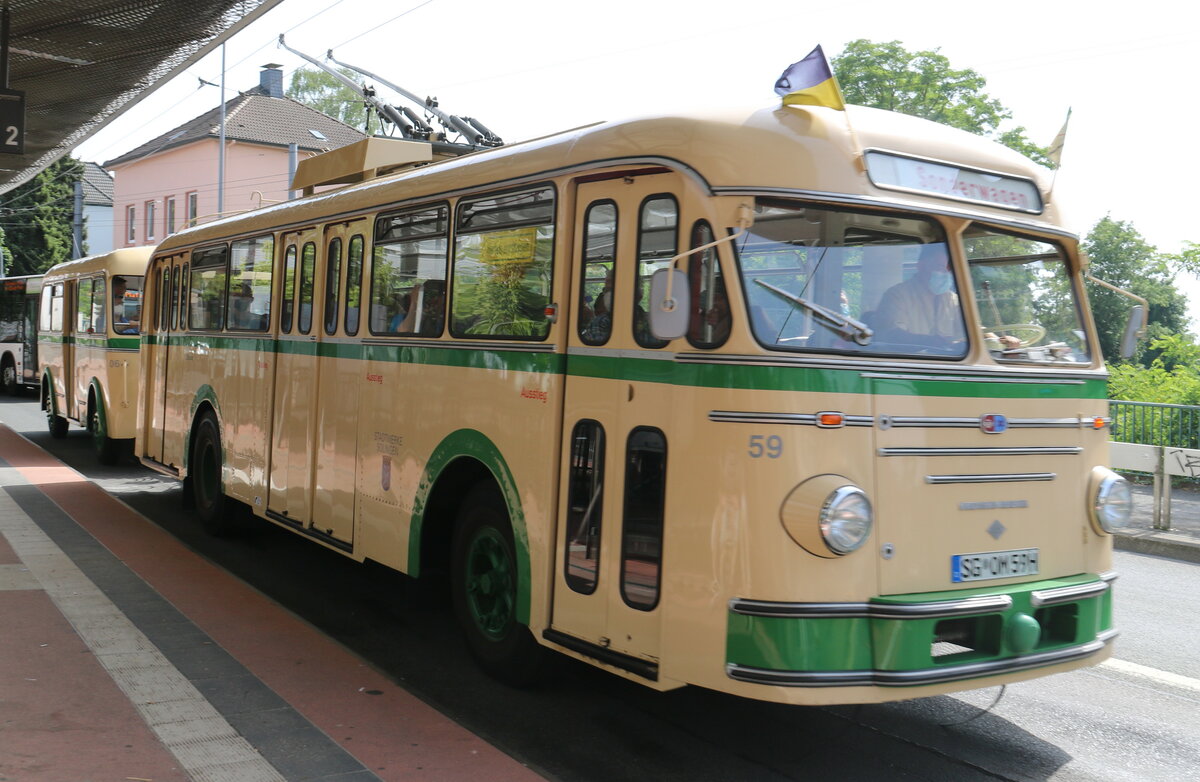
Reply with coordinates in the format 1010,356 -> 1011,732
2,394 -> 1198,781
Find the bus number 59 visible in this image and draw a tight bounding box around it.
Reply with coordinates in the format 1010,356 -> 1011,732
748,434 -> 783,459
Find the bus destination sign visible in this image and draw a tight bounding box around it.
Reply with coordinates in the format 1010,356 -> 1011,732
864,150 -> 1042,214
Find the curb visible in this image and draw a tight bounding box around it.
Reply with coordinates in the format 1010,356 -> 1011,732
1113,531 -> 1200,564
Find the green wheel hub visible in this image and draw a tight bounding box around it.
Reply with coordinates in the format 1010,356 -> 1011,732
464,526 -> 515,641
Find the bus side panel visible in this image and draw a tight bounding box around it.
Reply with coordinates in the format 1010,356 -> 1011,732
224,335 -> 273,507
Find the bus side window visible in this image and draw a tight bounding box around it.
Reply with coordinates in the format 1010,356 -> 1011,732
92,276 -> 107,333
158,267 -> 170,331
281,245 -> 297,334
451,187 -> 554,340
171,264 -> 181,330
578,201 -> 616,346
76,278 -> 94,333
344,235 -> 363,336
371,204 -> 449,336
324,237 -> 342,335
565,420 -> 605,594
634,196 -> 677,349
188,244 -> 229,331
298,241 -> 316,335
621,427 -> 666,610
49,284 -> 63,332
229,235 -> 274,332
180,263 -> 189,329
687,220 -> 731,349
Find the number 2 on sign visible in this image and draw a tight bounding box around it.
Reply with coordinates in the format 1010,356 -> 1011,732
748,434 -> 783,459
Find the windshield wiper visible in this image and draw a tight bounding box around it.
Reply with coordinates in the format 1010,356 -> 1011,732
753,279 -> 874,346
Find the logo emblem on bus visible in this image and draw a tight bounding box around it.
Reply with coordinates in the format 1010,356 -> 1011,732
980,414 -> 1008,434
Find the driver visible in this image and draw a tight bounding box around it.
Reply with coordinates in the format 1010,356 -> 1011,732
874,243 -> 965,347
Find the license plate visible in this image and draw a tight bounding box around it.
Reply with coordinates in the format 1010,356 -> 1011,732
951,548 -> 1039,583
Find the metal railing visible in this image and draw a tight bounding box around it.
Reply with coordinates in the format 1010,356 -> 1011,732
1110,400 -> 1200,450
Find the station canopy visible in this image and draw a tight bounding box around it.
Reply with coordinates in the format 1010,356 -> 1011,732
0,0 -> 284,193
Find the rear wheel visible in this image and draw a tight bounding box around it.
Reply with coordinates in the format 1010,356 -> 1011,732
44,386 -> 68,439
191,412 -> 234,535
451,482 -> 544,686
1,356 -> 17,396
89,397 -> 119,465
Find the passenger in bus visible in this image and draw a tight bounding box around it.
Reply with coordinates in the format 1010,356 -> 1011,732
396,280 -> 446,335
229,282 -> 257,329
873,244 -> 964,348
111,276 -> 139,334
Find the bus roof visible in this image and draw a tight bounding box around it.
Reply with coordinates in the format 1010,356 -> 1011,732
157,103 -> 1064,251
42,246 -> 155,282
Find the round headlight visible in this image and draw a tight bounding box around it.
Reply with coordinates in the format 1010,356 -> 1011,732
819,486 -> 873,554
1092,468 -> 1132,533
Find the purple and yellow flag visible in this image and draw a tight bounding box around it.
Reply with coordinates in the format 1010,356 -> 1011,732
774,45 -> 845,111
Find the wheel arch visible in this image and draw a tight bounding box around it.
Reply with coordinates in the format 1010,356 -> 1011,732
183,384 -> 222,473
410,429 -> 531,625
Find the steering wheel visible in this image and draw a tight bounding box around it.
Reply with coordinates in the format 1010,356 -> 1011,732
991,323 -> 1045,348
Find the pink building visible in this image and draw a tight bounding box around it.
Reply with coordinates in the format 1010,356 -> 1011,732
104,66 -> 364,248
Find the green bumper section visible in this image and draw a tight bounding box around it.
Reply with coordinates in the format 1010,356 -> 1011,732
726,573 -> 1116,687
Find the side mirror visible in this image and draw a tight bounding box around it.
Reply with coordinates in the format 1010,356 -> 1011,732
647,268 -> 690,341
1119,304 -> 1145,359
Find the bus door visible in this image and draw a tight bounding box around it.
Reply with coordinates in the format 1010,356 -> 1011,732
308,220 -> 369,546
143,254 -> 186,466
550,174 -> 683,679
268,229 -> 321,528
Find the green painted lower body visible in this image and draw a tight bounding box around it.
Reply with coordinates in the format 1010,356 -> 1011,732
726,574 -> 1114,687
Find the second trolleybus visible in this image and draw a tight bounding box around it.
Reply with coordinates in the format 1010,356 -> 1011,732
134,102 -> 1132,705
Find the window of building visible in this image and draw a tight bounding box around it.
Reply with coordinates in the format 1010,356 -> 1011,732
186,192 -> 199,227
145,201 -> 156,240
126,205 -> 136,243
166,197 -> 176,235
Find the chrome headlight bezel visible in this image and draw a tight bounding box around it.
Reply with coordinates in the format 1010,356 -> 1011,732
1090,467 -> 1132,534
818,485 -> 874,555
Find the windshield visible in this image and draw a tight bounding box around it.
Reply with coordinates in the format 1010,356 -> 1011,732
964,225 -> 1090,364
736,200 -> 968,358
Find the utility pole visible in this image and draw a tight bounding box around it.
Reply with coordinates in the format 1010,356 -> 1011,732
217,43 -> 226,217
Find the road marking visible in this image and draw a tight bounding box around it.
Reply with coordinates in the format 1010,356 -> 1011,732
1102,658 -> 1200,694
0,489 -> 287,782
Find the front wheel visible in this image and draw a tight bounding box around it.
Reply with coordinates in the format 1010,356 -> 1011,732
190,412 -> 234,535
451,482 -> 544,686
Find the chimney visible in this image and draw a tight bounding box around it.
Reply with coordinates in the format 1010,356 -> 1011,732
260,63 -> 284,98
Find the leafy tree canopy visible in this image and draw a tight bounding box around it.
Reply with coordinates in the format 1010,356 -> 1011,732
287,66 -> 379,135
1,157 -> 83,275
831,39 -> 1053,167
1083,216 -> 1189,365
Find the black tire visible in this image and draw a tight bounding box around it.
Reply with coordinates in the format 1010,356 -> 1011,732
89,399 -> 119,465
190,412 -> 234,535
451,482 -> 545,686
1,356 -> 17,396
44,387 -> 68,439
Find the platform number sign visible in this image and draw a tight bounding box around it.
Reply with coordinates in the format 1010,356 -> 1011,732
0,89 -> 25,155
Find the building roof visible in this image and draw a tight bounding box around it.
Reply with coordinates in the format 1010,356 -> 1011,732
0,0 -> 284,193
103,84 -> 367,169
81,163 -> 114,207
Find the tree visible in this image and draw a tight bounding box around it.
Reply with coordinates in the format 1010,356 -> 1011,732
1083,216 -> 1189,365
287,66 -> 379,135
832,40 -> 1053,167
0,157 -> 83,275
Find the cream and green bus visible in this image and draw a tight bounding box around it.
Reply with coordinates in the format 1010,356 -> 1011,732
134,103 -> 1133,705
40,247 -> 151,463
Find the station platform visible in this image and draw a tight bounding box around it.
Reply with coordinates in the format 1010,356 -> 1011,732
0,424 -> 541,782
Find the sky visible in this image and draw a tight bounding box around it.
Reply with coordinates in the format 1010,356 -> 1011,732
74,0 -> 1200,323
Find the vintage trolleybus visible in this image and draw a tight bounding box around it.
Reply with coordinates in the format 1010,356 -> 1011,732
40,248 -> 152,463
135,103 -> 1132,705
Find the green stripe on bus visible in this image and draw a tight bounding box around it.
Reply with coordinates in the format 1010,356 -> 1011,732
37,334 -> 139,350
141,334 -> 1105,399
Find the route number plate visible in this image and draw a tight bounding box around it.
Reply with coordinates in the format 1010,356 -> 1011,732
951,548 -> 1039,583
